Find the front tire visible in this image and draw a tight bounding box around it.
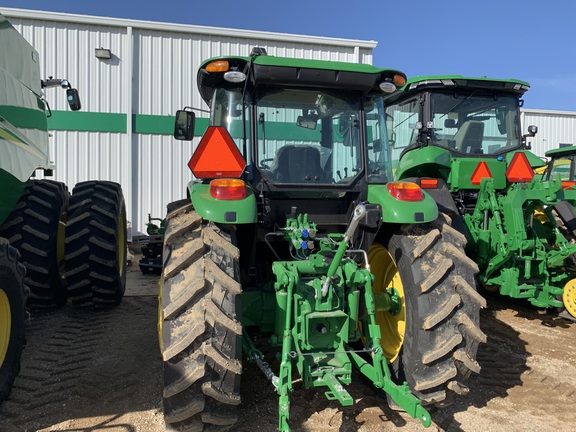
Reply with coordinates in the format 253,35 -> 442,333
371,212 -> 486,405
160,202 -> 242,431
65,181 -> 127,307
0,238 -> 28,402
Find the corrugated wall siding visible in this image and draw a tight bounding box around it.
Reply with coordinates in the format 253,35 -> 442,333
521,109 -> 576,158
2,9 -> 374,234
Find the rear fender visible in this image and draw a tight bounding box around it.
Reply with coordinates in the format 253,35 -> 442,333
188,181 -> 257,224
367,184 -> 438,224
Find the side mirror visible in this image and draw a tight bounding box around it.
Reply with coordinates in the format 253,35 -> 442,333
66,88 -> 81,111
174,110 -> 195,140
444,118 -> 456,128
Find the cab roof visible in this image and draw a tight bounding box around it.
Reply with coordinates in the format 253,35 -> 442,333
197,53 -> 406,105
401,75 -> 530,96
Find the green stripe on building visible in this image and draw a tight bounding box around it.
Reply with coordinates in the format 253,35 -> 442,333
47,111 -> 127,132
47,111 -> 209,135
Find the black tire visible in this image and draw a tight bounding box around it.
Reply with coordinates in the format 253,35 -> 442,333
65,181 -> 127,307
160,202 -> 242,431
0,238 -> 28,402
371,212 -> 486,405
0,180 -> 68,307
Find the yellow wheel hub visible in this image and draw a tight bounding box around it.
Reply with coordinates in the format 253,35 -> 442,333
563,278 -> 576,319
0,289 -> 11,366
367,243 -> 406,363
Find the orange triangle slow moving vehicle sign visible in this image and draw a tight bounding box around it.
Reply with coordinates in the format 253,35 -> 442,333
470,162 -> 493,185
506,152 -> 534,182
188,126 -> 246,178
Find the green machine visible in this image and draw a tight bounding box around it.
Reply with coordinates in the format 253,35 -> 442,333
384,75 -> 576,320
0,13 -> 127,402
160,50 -> 485,431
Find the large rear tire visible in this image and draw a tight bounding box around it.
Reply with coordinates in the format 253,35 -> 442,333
371,212 -> 486,405
65,181 -> 127,307
0,180 -> 68,307
0,238 -> 27,402
160,202 -> 242,431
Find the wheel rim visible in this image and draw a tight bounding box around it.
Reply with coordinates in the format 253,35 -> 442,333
563,278 -> 576,319
368,243 -> 406,363
0,289 -> 11,366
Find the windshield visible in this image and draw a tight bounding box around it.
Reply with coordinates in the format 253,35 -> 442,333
385,92 -> 522,163
548,155 -> 575,181
210,87 -> 393,185
254,88 -> 364,185
429,93 -> 521,155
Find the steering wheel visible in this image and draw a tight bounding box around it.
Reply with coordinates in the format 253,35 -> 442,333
259,158 -> 274,169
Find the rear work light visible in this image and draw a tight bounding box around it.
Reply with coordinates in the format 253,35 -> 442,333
210,179 -> 248,200
387,182 -> 424,201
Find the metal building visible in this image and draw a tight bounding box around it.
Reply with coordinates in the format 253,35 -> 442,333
521,109 -> 576,158
0,7 -> 377,235
2,8 -> 575,234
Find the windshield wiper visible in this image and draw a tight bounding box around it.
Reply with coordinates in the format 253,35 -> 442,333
439,90 -> 479,119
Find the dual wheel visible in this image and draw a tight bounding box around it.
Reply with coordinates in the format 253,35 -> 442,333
0,180 -> 127,403
0,179 -> 127,308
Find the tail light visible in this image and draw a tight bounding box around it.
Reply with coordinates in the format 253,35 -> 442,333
210,179 -> 247,200
387,182 -> 424,201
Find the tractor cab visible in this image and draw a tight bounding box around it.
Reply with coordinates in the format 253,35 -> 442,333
384,76 -> 546,187
541,145 -> 576,187
165,50 -> 483,432
175,48 -> 407,232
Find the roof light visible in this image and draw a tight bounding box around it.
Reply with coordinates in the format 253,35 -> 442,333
224,71 -> 246,83
210,179 -> 248,200
506,152 -> 534,183
470,162 -> 493,185
188,126 -> 246,178
205,60 -> 229,73
387,182 -> 424,201
393,74 -> 407,86
379,82 -> 397,93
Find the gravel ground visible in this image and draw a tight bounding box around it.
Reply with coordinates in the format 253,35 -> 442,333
1,260 -> 575,432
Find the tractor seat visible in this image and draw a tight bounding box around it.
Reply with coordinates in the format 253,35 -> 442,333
270,145 -> 327,183
454,121 -> 484,154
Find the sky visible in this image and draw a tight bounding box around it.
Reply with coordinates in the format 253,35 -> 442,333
1,0 -> 575,112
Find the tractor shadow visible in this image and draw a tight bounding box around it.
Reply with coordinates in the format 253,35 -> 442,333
431,295 -> 556,431
238,297 -> 536,432
238,362 -> 421,432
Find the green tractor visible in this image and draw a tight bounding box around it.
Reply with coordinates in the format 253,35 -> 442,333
0,13 -> 127,402
384,75 -> 576,321
160,49 -> 485,431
